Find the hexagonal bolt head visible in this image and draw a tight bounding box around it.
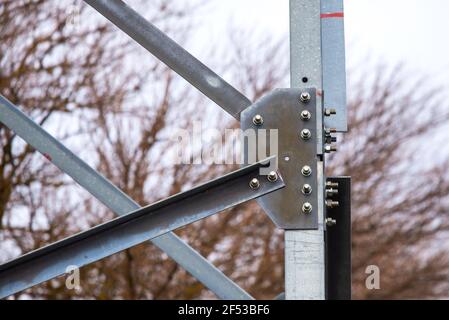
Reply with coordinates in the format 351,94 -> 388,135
302,202 -> 313,214
325,218 -> 337,227
252,114 -> 264,126
300,129 -> 312,140
300,92 -> 311,103
324,145 -> 337,153
301,165 -> 312,177
300,110 -> 311,121
249,178 -> 260,189
324,108 -> 337,116
302,184 -> 312,195
326,200 -> 339,208
267,171 -> 278,182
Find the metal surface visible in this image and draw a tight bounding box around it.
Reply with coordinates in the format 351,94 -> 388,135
286,0 -> 326,300
290,0 -> 323,152
321,0 -> 347,132
240,88 -> 319,229
83,0 -> 251,120
326,177 -> 351,300
0,157 -> 283,298
0,95 -> 252,300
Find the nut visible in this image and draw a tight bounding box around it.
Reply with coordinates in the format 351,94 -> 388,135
302,184 -> 312,195
300,129 -> 312,140
267,171 -> 278,182
253,114 -> 263,126
302,202 -> 313,214
326,200 -> 339,208
301,165 -> 312,177
249,178 -> 260,189
324,145 -> 337,153
324,108 -> 337,116
300,92 -> 311,103
300,110 -> 311,121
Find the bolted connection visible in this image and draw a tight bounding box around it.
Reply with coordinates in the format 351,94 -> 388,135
325,218 -> 337,227
326,200 -> 339,208
301,165 -> 312,177
300,92 -> 311,103
249,178 -> 260,189
326,181 -> 339,189
325,145 -> 337,153
253,114 -> 264,126
324,108 -> 337,116
302,184 -> 312,195
301,129 -> 312,140
302,202 -> 313,214
326,188 -> 338,198
267,171 -> 278,182
300,110 -> 311,121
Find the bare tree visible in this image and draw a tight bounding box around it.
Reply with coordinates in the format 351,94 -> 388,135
328,64 -> 449,299
1,1 -> 449,300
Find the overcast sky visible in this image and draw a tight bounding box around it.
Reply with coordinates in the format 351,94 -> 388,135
195,0 -> 449,85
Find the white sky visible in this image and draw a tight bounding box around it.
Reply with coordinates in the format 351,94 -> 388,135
195,0 -> 449,85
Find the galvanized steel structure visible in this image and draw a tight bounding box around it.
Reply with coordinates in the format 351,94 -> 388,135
0,0 -> 350,300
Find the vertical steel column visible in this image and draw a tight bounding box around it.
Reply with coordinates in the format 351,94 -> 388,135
286,0 -> 326,300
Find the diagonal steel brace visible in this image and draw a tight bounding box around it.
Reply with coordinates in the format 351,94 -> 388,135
84,0 -> 252,120
0,157 -> 284,299
0,95 -> 253,299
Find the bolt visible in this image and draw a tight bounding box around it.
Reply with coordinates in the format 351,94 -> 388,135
325,135 -> 337,144
324,108 -> 337,116
301,129 -> 312,140
325,128 -> 337,135
326,181 -> 339,189
253,114 -> 264,126
326,188 -> 338,197
267,171 -> 278,182
325,218 -> 337,227
324,145 -> 337,153
301,165 -> 312,177
302,184 -> 312,195
249,178 -> 260,189
300,92 -> 311,103
302,202 -> 313,214
326,200 -> 339,208
300,110 -> 311,121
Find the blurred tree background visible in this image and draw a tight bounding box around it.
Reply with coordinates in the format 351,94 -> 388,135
1,0 -> 449,299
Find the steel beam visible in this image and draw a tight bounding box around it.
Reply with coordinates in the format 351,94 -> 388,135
83,0 -> 251,120
0,95 -> 252,299
0,157 -> 283,298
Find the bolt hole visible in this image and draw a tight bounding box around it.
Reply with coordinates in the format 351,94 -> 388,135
302,77 -> 308,83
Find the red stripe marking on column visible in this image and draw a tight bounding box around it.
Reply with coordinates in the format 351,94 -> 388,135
321,12 -> 344,19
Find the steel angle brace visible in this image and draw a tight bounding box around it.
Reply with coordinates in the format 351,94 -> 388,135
240,88 -> 320,229
84,0 -> 252,120
0,157 -> 284,298
0,95 -> 253,300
